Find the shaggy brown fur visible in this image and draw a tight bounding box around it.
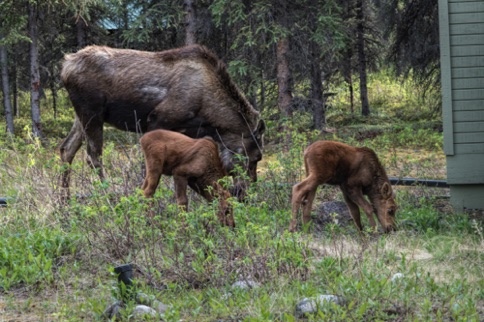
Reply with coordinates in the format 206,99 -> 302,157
140,129 -> 235,228
59,45 -> 265,198
290,141 -> 397,233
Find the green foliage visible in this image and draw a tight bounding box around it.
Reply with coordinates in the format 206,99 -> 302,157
0,216 -> 79,291
68,178 -> 311,291
329,69 -> 442,122
396,192 -> 475,236
1,81 -> 483,321
0,1 -> 30,45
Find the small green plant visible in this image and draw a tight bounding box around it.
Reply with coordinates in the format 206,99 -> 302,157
0,218 -> 79,291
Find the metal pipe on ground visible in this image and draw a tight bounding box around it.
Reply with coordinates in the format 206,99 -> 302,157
389,177 -> 449,188
0,177 -> 448,208
1,198 -> 8,207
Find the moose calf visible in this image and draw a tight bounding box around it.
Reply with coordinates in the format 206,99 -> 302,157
290,141 -> 397,233
140,130 -> 235,227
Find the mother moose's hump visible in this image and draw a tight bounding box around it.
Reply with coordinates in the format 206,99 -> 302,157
59,44 -> 265,199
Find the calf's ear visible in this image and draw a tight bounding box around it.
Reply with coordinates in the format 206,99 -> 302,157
381,182 -> 392,198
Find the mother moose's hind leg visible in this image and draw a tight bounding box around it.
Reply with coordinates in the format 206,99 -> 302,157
59,117 -> 84,199
83,117 -> 104,179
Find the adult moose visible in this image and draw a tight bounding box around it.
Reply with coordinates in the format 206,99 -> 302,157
290,141 -> 397,233
140,129 -> 235,228
60,45 -> 265,197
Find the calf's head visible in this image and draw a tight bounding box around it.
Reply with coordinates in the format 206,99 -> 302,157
375,182 -> 397,232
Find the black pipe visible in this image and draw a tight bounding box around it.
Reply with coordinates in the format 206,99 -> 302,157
389,177 -> 449,188
0,177 -> 448,209
0,198 -> 8,207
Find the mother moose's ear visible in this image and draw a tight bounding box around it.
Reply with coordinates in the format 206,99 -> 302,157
254,119 -> 266,138
381,182 -> 393,198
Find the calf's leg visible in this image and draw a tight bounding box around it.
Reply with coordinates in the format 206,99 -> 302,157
341,190 -> 363,231
290,177 -> 319,232
142,157 -> 164,198
174,176 -> 189,210
213,182 -> 235,228
341,186 -> 377,230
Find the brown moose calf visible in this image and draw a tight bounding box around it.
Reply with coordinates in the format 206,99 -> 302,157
290,141 -> 397,233
140,129 -> 235,227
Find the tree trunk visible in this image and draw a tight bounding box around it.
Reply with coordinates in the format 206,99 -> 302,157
348,74 -> 355,114
310,41 -> 324,130
342,49 -> 354,114
28,0 -> 44,138
13,60 -> 18,117
0,44 -> 14,134
356,0 -> 370,116
50,76 -> 57,119
76,17 -> 87,48
259,69 -> 266,113
184,0 -> 196,45
276,37 -> 293,118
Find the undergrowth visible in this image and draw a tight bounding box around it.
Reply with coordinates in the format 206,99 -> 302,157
0,75 -> 482,320
1,125 -> 483,321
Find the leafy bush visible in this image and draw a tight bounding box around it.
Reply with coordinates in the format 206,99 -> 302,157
0,216 -> 79,291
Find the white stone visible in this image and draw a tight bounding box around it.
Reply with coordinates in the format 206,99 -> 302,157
391,273 -> 405,282
295,294 -> 344,316
231,279 -> 260,290
132,305 -> 157,318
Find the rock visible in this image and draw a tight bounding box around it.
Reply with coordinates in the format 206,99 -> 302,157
231,279 -> 260,290
295,295 -> 344,317
132,305 -> 157,318
135,292 -> 153,305
391,273 -> 405,282
102,300 -> 124,320
151,299 -> 170,315
314,201 -> 353,228
135,292 -> 170,315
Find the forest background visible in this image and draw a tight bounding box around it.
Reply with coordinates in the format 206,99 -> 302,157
1,0 -> 440,137
1,0 -> 483,321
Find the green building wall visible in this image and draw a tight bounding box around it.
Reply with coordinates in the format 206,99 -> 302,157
438,0 -> 484,211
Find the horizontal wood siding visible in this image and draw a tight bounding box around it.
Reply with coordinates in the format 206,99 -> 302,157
452,77 -> 484,89
453,110 -> 484,122
447,154 -> 484,184
450,185 -> 484,211
448,0 -> 484,162
454,121 -> 484,132
453,143 -> 484,154
451,35 -> 484,46
453,100 -> 484,111
441,0 -> 484,191
449,1 -> 484,14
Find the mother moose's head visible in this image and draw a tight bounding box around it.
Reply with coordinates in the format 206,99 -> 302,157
219,120 -> 265,198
